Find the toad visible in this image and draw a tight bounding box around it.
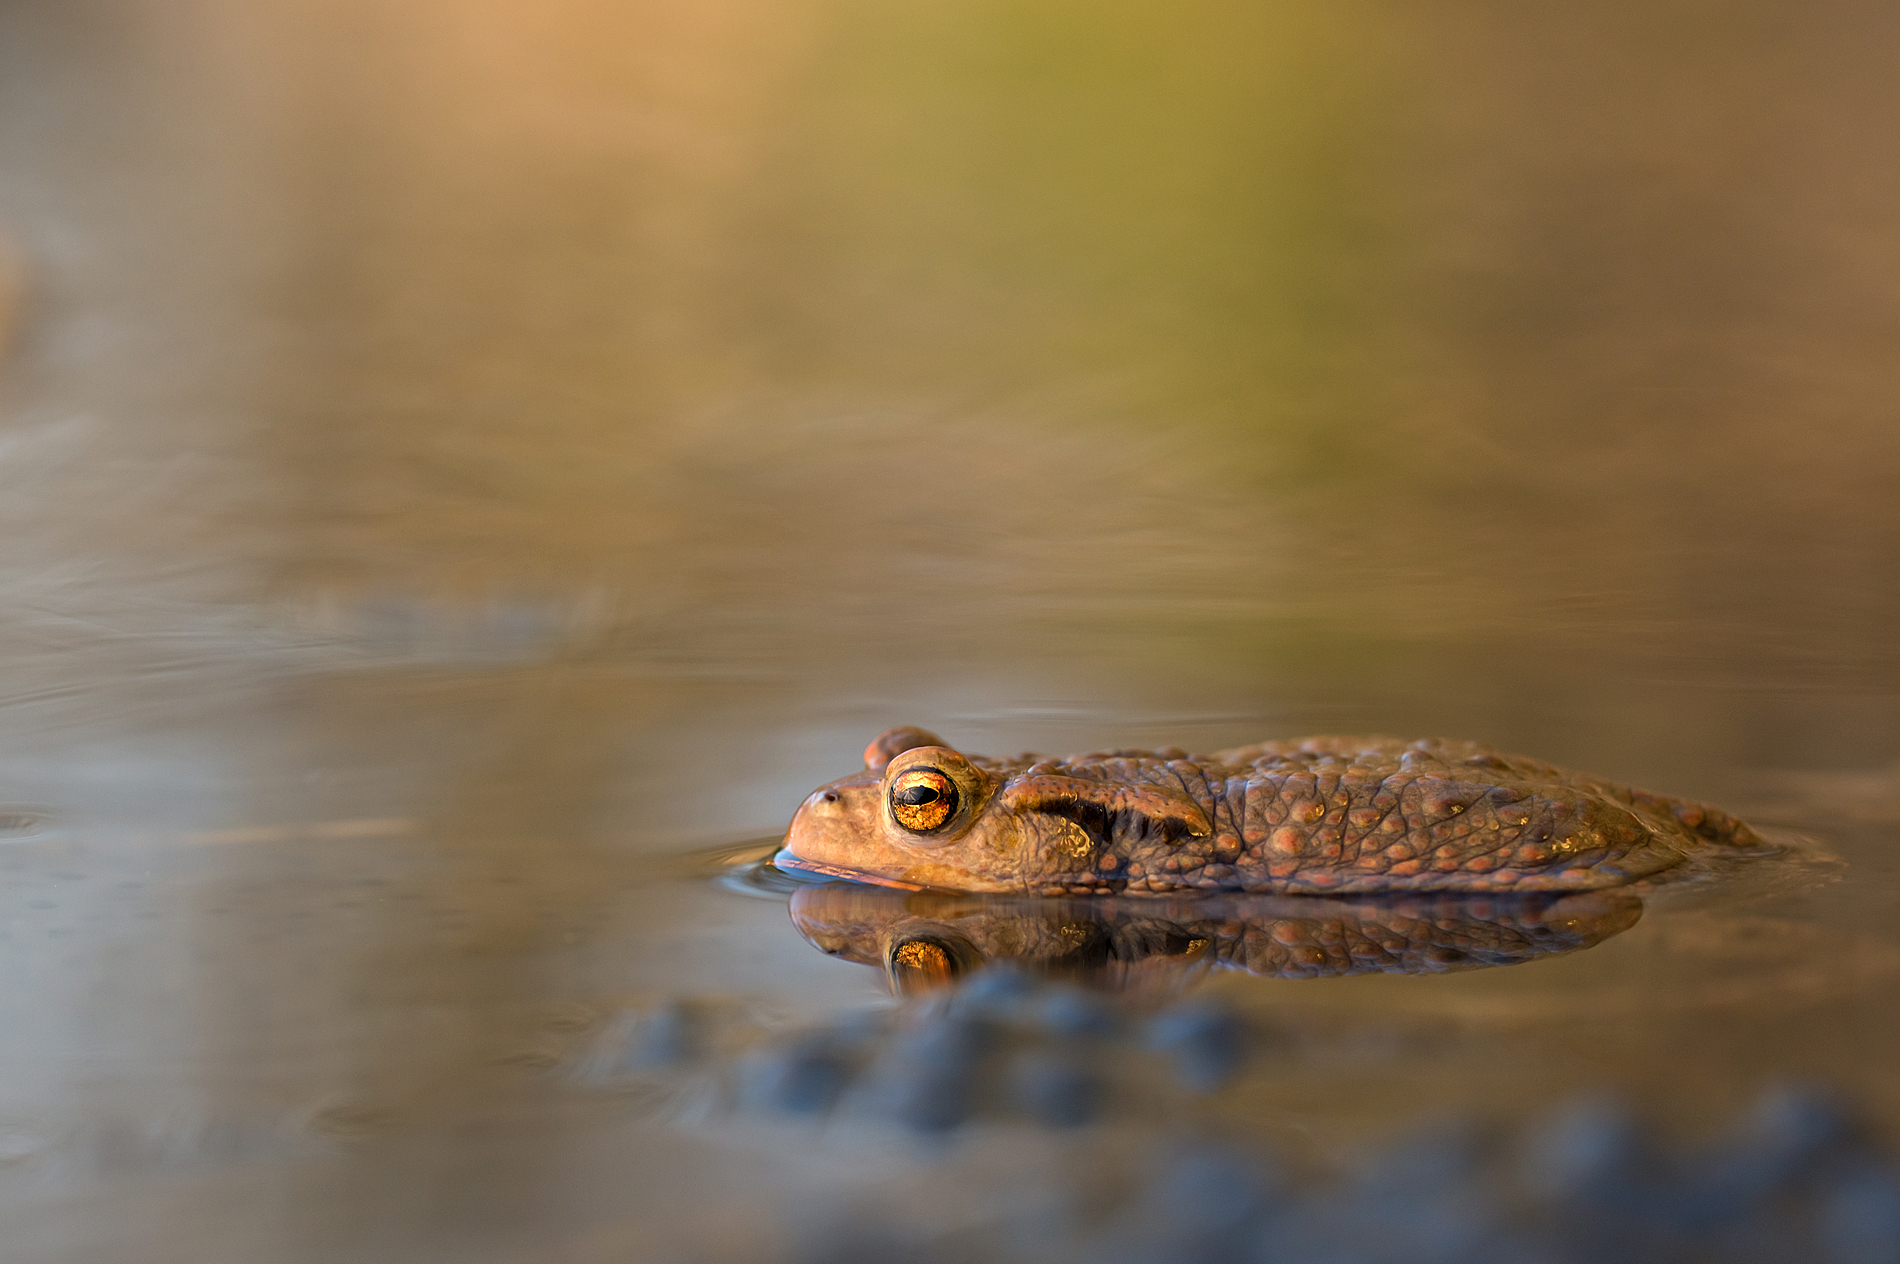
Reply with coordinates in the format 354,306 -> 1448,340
776,727 -> 1766,896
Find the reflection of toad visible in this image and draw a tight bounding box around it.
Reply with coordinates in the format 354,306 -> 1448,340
779,727 -> 1764,896
788,881 -> 1642,996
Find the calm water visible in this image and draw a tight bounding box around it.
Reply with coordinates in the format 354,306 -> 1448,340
1,0 -> 1898,1258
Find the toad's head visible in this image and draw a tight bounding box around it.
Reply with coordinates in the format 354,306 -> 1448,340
777,727 -> 1026,893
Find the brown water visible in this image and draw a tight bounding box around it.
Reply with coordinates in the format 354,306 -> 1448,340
1,0 -> 1898,1258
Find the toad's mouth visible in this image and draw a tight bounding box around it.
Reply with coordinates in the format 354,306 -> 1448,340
771,849 -> 934,892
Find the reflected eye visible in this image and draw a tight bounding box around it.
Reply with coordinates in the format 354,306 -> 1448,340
890,768 -> 958,833
887,935 -> 969,993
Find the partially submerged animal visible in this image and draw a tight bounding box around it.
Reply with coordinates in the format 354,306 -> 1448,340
777,727 -> 1766,897
789,881 -> 1642,995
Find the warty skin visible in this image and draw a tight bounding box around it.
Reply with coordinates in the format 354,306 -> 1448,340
777,727 -> 1766,897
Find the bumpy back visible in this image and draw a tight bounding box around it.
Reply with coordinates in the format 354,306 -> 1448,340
1009,736 -> 1762,897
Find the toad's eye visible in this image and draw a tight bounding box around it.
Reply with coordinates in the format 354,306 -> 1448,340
889,768 -> 958,833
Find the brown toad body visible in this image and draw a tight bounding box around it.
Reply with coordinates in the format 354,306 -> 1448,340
777,726 -> 1766,896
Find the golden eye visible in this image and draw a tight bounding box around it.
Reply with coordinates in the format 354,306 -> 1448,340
890,767 -> 958,833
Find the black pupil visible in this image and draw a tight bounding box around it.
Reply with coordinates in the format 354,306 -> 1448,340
895,784 -> 941,806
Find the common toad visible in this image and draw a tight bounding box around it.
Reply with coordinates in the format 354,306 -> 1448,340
777,727 -> 1764,896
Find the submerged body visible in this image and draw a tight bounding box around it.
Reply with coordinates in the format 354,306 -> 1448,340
777,727 -> 1766,897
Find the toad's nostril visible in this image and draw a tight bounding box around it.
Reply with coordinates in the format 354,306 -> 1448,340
821,791 -> 839,804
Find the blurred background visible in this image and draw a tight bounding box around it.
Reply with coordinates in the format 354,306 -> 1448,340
0,0 -> 1896,1259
